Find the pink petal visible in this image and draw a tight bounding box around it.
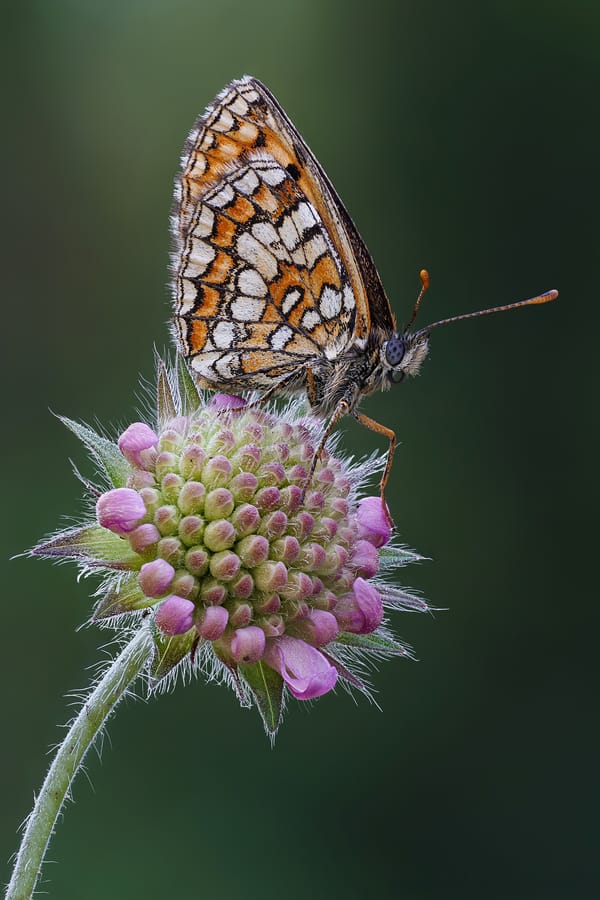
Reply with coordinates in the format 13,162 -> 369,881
138,558 -> 175,598
334,577 -> 384,634
96,488 -> 146,535
155,595 -> 195,635
353,577 -> 384,632
357,496 -> 392,548
209,393 -> 246,411
118,422 -> 158,468
306,609 -> 339,646
264,636 -> 338,700
351,539 -> 379,578
230,625 -> 266,664
197,605 -> 229,640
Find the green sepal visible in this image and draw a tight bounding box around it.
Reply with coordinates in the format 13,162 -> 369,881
336,630 -> 410,656
177,354 -> 201,416
93,573 -> 151,620
378,546 -> 423,568
59,416 -> 131,488
33,525 -> 141,570
238,660 -> 284,737
321,651 -> 365,690
151,627 -> 198,681
156,359 -> 177,427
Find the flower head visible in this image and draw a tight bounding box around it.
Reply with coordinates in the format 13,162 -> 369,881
33,359 -> 429,738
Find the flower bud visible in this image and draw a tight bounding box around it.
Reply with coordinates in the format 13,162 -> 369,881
155,596 -> 194,635
357,496 -> 392,548
236,535 -> 269,568
334,577 -> 383,634
269,536 -> 300,564
178,480 -> 206,515
201,455 -> 232,488
232,445 -> 262,473
155,451 -> 180,480
197,604 -> 229,640
127,469 -> 156,490
279,484 -> 302,513
118,422 -> 158,468
154,504 -> 181,536
228,600 -> 253,628
96,488 -> 146,535
157,536 -> 185,567
254,486 -> 281,511
159,428 -> 185,454
204,519 -> 236,552
180,444 -> 207,479
204,488 -> 235,520
184,546 -> 209,576
138,558 -> 175,598
161,472 -> 184,503
258,510 -> 288,539
351,539 -> 379,578
230,626 -> 265,664
290,609 -> 339,647
209,550 -> 241,581
200,578 -> 227,606
254,560 -> 288,592
259,614 -> 286,637
254,593 -> 281,614
230,571 -> 254,599
171,570 -> 199,600
230,503 -> 260,537
210,393 -> 246,411
128,523 -> 160,555
179,515 -> 205,547
139,487 -> 161,517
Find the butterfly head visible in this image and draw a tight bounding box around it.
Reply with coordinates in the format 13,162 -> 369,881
381,332 -> 430,384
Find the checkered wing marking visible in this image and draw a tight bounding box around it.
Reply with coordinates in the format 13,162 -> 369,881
172,76 -> 395,390
174,152 -> 356,389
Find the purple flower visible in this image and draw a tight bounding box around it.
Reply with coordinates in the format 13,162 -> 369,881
351,539 -> 380,578
34,359 -> 428,737
155,595 -> 195,635
118,422 -> 159,468
209,393 -> 247,411
264,636 -> 338,700
138,559 -> 175,598
357,496 -> 392,548
229,625 -> 266,664
96,488 -> 146,535
334,578 -> 384,634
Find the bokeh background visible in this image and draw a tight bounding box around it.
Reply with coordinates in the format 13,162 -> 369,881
3,2 -> 598,898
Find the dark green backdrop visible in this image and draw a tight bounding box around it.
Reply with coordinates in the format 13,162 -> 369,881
3,2 -> 597,898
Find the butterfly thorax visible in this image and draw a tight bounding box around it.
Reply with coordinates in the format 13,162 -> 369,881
306,328 -> 430,418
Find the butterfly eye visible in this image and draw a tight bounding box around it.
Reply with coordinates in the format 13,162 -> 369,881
385,337 -> 405,367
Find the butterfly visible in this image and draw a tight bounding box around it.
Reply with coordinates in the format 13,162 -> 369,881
171,75 -> 557,521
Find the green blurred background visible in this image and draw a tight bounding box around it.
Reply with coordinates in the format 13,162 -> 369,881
3,2 -> 598,898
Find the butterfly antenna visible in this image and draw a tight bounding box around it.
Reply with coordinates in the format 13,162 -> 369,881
403,269 -> 430,333
414,288 -> 558,337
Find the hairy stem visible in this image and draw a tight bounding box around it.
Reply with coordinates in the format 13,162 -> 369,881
6,627 -> 153,900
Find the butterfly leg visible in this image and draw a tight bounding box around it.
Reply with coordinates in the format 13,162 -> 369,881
302,399 -> 350,499
353,411 -> 396,528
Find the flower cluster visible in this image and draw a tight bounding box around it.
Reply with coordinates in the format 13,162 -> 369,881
34,360 -> 428,736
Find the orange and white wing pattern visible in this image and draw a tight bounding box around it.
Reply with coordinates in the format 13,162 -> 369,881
171,76 -> 395,391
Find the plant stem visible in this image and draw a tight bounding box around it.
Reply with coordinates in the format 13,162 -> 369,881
6,627 -> 153,900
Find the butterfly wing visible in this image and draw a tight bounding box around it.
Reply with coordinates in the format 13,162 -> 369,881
172,76 -> 395,391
